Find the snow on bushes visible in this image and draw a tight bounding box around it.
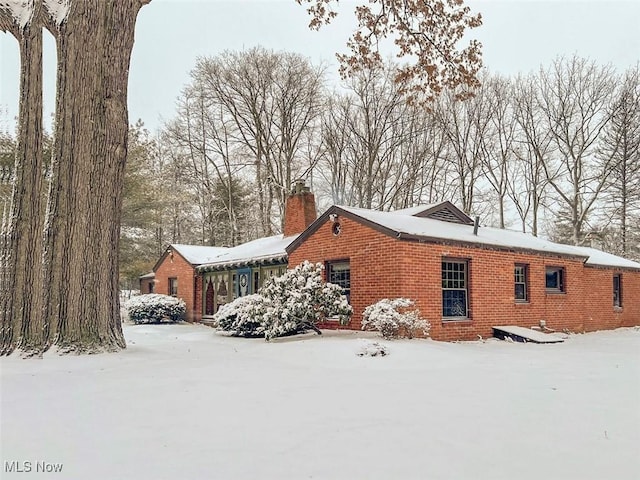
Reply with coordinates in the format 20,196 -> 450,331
356,340 -> 389,357
125,294 -> 186,324
260,261 -> 353,340
213,294 -> 270,337
213,261 -> 352,340
361,298 -> 430,339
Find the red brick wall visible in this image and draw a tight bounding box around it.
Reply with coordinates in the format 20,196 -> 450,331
139,277 -> 154,294
283,191 -> 317,237
288,216 -> 640,341
582,267 -> 640,331
289,216 -> 403,333
154,252 -> 198,322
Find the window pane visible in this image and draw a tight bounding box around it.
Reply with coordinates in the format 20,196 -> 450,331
443,290 -> 467,317
442,260 -> 468,317
328,261 -> 350,303
515,283 -> 526,300
546,271 -> 558,289
613,274 -> 621,307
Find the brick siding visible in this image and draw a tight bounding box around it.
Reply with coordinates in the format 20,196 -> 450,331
288,215 -> 640,341
154,251 -> 198,322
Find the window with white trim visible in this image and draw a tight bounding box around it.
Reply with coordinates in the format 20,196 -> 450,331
514,264 -> 528,302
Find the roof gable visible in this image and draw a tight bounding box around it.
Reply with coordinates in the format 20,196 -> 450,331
392,201 -> 473,225
153,244 -> 229,271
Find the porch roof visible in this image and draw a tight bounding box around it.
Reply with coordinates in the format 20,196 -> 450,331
196,234 -> 297,273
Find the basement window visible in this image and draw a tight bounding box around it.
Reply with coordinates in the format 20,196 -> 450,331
442,260 -> 469,319
168,277 -> 178,296
613,274 -> 622,308
514,264 -> 528,302
545,267 -> 565,293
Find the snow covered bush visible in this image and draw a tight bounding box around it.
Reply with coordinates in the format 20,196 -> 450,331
356,340 -> 389,357
212,261 -> 352,340
260,261 -> 353,340
125,294 -> 186,324
212,294 -> 270,337
361,298 -> 430,339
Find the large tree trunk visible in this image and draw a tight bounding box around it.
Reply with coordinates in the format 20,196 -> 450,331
0,3 -> 46,355
40,0 -> 148,353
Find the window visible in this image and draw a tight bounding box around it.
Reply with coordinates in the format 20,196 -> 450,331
168,277 -> 178,296
613,274 -> 622,307
254,271 -> 260,292
514,264 -> 528,302
545,267 -> 565,293
442,260 -> 468,318
327,260 -> 350,303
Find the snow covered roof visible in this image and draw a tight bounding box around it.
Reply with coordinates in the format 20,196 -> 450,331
390,204 -> 441,216
288,205 -> 640,270
197,234 -> 298,272
139,272 -> 155,280
571,246 -> 640,269
168,244 -> 230,266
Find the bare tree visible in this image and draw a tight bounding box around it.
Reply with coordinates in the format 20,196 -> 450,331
165,83 -> 250,246
537,56 -> 616,245
510,74 -> 554,236
597,65 -> 640,257
189,48 -> 325,235
434,79 -> 492,215
318,65 -> 445,211
317,94 -> 357,206
479,74 -> 516,228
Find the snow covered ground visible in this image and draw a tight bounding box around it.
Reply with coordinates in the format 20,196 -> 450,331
2,324 -> 639,480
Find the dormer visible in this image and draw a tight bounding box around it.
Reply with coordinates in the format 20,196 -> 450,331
392,201 -> 473,225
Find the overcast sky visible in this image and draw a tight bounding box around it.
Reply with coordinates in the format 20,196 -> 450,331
1,0 -> 639,133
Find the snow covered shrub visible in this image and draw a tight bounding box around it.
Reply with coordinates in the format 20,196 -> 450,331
361,298 -> 430,339
356,340 -> 389,357
260,261 -> 352,340
125,294 -> 186,324
212,294 -> 270,337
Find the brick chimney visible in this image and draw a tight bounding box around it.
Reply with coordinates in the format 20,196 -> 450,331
283,179 -> 317,237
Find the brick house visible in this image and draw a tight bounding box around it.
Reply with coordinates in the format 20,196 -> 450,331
195,180 -> 318,320
151,244 -> 228,321
139,272 -> 155,294
286,202 -> 640,341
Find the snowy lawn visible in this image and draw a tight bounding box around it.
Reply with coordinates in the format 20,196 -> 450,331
1,324 -> 639,480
